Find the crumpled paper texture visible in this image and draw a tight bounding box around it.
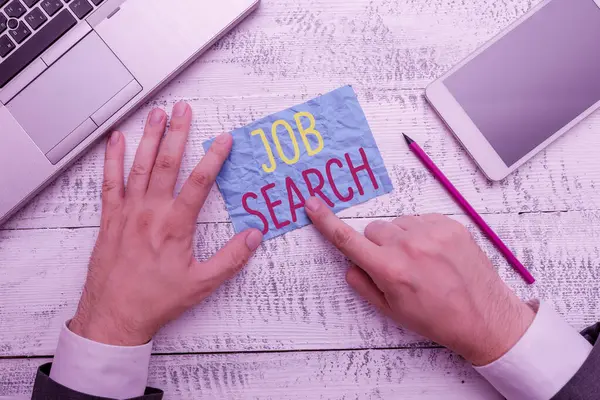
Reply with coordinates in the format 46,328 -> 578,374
203,85 -> 393,240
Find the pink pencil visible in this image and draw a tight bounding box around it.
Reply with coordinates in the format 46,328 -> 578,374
403,134 -> 535,285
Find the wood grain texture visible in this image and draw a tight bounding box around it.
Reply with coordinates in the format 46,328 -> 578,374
4,0 -> 600,230
0,349 -> 502,399
1,211 -> 599,357
1,0 -> 599,398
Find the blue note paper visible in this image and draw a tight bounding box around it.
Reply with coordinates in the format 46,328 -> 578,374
203,85 -> 393,240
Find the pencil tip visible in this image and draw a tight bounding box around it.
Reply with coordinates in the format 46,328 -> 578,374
402,133 -> 414,145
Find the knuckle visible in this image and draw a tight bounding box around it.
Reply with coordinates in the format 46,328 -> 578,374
102,178 -> 119,194
332,225 -> 354,249
209,142 -> 230,159
391,216 -> 404,225
428,223 -> 454,240
392,215 -> 415,227
193,268 -> 221,295
190,275 -> 210,295
429,229 -> 450,243
402,237 -> 432,258
345,268 -> 355,285
381,267 -> 407,287
228,250 -> 249,270
154,155 -> 177,171
130,162 -> 149,177
205,251 -> 248,283
169,120 -> 188,132
364,220 -> 382,236
419,216 -> 471,244
162,217 -> 193,240
189,170 -> 213,189
136,209 -> 155,232
101,199 -> 122,216
345,266 -> 365,286
160,219 -> 179,238
444,220 -> 471,240
99,212 -> 124,236
426,213 -> 446,222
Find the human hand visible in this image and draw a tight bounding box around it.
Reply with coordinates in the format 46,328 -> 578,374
304,197 -> 534,366
70,102 -> 263,346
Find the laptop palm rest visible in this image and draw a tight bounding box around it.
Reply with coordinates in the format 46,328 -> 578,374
7,32 -> 140,164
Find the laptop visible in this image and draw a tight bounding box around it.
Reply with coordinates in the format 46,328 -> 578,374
0,0 -> 259,224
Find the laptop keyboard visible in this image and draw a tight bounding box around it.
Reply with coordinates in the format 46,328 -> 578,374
0,0 -> 105,88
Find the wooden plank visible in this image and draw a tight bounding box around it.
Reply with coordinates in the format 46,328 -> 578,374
0,349 -> 502,399
1,211 -> 599,357
172,0 -> 538,94
4,90 -> 600,230
6,0 -> 600,230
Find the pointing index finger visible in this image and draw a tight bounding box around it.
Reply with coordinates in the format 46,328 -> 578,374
305,197 -> 383,275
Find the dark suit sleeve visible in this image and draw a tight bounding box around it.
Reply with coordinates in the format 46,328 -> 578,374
31,363 -> 163,400
553,323 -> 600,399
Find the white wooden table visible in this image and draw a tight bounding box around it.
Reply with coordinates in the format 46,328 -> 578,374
2,0 -> 600,398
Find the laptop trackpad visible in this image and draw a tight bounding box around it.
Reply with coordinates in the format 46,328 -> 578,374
7,32 -> 135,155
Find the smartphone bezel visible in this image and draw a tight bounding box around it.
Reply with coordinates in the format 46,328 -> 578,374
425,0 -> 600,181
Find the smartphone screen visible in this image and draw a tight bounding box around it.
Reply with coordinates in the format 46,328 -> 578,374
444,0 -> 600,166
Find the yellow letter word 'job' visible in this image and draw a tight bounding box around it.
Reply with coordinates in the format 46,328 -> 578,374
251,111 -> 325,173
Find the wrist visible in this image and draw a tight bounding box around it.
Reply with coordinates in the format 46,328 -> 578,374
462,299 -> 536,366
70,311 -> 152,347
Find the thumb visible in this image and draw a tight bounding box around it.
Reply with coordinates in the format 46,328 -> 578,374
346,265 -> 392,318
194,229 -> 263,288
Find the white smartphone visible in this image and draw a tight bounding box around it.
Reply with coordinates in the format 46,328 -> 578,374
426,0 -> 600,181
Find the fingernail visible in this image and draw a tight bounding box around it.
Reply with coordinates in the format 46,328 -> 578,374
109,131 -> 120,145
215,133 -> 231,144
245,229 -> 263,251
305,197 -> 321,212
149,109 -> 164,126
172,101 -> 188,118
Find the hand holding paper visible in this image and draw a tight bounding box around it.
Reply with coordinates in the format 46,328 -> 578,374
204,86 -> 393,240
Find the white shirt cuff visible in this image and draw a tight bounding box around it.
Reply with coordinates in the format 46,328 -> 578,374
49,320 -> 152,399
475,300 -> 593,400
